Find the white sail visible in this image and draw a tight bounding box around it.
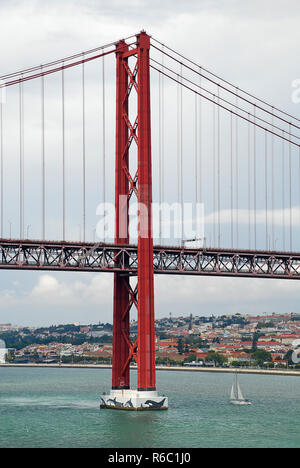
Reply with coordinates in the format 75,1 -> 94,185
230,374 -> 252,405
237,382 -> 244,401
230,384 -> 235,400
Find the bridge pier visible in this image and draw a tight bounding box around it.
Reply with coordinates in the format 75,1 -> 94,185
100,390 -> 168,411
100,31 -> 168,411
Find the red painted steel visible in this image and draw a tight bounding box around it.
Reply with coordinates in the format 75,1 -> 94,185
2,239 -> 300,280
112,40 -> 131,389
112,31 -> 156,392
136,32 -> 156,391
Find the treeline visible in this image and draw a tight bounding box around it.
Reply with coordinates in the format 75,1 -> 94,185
34,324 -> 81,335
193,315 -> 249,328
0,331 -> 112,350
256,322 -> 275,329
33,323 -> 113,335
177,336 -> 208,354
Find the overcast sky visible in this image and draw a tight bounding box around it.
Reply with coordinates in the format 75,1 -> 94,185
1,0 -> 300,326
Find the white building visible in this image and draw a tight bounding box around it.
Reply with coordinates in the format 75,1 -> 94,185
0,339 -> 8,363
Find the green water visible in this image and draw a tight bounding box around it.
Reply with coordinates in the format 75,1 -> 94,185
0,367 -> 299,448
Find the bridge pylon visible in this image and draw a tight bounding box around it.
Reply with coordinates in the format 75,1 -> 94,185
100,31 -> 168,410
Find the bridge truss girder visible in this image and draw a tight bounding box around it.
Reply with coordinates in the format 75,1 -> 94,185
1,240 -> 300,279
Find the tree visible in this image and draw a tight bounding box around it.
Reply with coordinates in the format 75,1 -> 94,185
252,350 -> 272,367
257,321 -> 275,329
177,338 -> 185,355
6,350 -> 15,362
251,333 -> 259,352
264,362 -> 274,369
206,352 -> 227,367
183,354 -> 197,364
284,350 -> 294,366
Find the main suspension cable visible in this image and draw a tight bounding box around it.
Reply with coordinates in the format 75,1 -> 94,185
150,57 -> 300,142
150,64 -> 300,149
0,44 -> 137,89
0,35 -> 138,80
151,38 -> 300,125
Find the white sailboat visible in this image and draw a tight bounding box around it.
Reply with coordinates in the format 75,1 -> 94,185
230,373 -> 252,406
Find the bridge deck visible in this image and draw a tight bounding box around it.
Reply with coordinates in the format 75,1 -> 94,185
0,239 -> 300,280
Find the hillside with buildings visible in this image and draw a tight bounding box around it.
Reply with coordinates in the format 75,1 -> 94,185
1,313 -> 300,369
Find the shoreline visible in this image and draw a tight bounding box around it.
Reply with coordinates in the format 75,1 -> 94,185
1,363 -> 299,377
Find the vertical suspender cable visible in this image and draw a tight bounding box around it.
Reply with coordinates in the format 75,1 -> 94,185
289,124 -> 292,251
177,69 -> 183,243
253,106 -> 257,249
19,77 -> 24,239
217,86 -> 221,247
299,146 -> 300,248
235,89 -> 239,248
198,69 -> 203,246
230,112 -> 233,249
299,146 -> 300,241
282,131 -> 285,250
265,131 -> 268,249
62,64 -> 66,241
82,55 -> 86,242
161,46 -> 165,244
158,48 -> 165,244
102,53 -> 106,242
248,113 -> 251,249
158,67 -> 162,243
0,101 -> 3,238
41,69 -> 45,240
212,95 -> 216,246
194,93 -> 197,203
22,79 -> 24,238
180,65 -> 183,242
177,73 -> 180,244
199,67 -> 202,205
271,111 -> 274,250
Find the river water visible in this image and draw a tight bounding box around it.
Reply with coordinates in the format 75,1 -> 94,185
0,367 -> 299,448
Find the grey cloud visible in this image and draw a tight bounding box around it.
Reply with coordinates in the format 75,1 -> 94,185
1,0 -> 300,325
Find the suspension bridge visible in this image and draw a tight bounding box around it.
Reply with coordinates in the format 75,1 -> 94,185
1,31 -> 300,410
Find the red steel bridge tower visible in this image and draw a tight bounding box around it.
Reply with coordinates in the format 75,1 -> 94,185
2,27 -> 300,410
100,31 -> 168,410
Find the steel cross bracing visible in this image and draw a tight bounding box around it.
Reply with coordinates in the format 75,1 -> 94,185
113,32 -> 156,392
2,30 -> 300,409
1,239 -> 300,279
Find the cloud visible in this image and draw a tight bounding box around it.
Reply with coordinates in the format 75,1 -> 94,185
0,271 -> 299,326
155,273 -> 300,317
29,273 -> 112,307
0,273 -> 113,326
205,207 -> 300,227
0,1 -> 300,325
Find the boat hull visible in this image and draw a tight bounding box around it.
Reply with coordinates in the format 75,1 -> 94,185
230,400 -> 252,406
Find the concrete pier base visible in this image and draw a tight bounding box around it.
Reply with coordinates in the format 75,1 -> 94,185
100,389 -> 168,411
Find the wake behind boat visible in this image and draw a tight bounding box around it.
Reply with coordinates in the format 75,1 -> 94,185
230,373 -> 252,406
